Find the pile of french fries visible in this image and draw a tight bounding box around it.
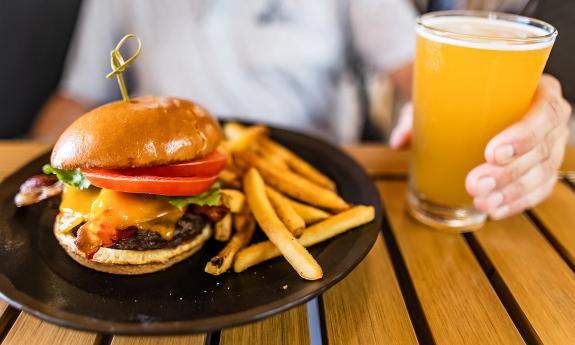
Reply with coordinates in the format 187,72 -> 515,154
205,123 -> 375,280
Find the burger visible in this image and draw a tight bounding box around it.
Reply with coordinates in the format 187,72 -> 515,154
16,96 -> 227,275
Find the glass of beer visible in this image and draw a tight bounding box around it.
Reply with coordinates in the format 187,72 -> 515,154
408,11 -> 557,231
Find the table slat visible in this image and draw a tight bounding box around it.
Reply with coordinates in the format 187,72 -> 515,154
0,141 -> 48,180
111,335 -> 204,345
379,181 -> 524,345
219,304 -> 309,345
1,313 -> 98,345
562,147 -> 575,172
344,145 -> 408,176
531,182 -> 575,266
473,214 -> 575,344
323,234 -> 418,345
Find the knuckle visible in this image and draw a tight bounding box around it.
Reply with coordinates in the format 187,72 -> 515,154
538,138 -> 552,162
499,166 -> 520,186
543,74 -> 561,92
517,126 -> 538,153
545,98 -> 563,127
507,181 -> 525,201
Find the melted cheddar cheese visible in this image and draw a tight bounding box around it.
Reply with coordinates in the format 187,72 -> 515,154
56,186 -> 100,233
56,186 -> 184,240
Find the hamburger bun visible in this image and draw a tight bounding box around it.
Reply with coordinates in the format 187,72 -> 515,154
51,96 -> 222,170
54,224 -> 212,275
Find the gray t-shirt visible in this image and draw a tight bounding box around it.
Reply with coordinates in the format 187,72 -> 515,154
60,0 -> 416,141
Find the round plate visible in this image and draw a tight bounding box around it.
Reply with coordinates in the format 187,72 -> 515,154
0,126 -> 381,334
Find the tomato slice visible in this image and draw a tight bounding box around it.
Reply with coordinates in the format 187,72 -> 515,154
82,169 -> 218,196
118,151 -> 227,177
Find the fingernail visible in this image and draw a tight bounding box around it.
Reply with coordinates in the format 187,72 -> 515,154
476,177 -> 496,195
486,192 -> 504,210
494,145 -> 514,164
490,205 -> 510,220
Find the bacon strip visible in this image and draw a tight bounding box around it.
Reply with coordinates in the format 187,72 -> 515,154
192,204 -> 229,222
75,224 -> 103,260
14,175 -> 63,207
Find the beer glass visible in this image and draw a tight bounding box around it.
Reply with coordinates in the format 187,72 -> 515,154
408,11 -> 557,231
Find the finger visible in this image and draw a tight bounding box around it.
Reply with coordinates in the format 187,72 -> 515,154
466,125 -> 568,197
473,162 -> 556,213
484,75 -> 571,165
489,177 -> 557,220
471,129 -> 567,211
390,103 -> 413,149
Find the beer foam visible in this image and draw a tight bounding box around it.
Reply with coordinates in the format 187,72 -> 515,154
417,16 -> 555,51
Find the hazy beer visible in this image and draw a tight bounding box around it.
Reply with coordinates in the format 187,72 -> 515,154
409,12 -> 556,230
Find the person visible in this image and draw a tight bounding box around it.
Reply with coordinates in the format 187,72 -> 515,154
31,0 -> 571,221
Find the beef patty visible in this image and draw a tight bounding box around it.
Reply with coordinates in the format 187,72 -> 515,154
109,212 -> 207,251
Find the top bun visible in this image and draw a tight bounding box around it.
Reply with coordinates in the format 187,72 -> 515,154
51,96 -> 222,169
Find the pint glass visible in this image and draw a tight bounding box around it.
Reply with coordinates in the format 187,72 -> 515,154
408,11 -> 557,231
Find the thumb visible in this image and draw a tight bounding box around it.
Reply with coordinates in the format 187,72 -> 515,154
390,102 -> 413,149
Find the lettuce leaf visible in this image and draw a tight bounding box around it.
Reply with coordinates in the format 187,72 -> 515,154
42,164 -> 91,190
162,182 -> 221,210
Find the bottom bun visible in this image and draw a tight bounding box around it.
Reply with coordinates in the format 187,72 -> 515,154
54,224 -> 212,275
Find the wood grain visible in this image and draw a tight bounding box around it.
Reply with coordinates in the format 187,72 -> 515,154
219,304 -> 309,345
1,313 -> 98,345
379,181 -> 524,345
111,335 -> 204,345
343,145 -> 408,176
562,146 -> 575,172
0,141 -> 48,180
323,234 -> 418,345
531,182 -> 575,266
473,214 -> 575,344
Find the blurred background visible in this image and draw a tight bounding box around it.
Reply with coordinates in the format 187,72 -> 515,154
0,0 -> 573,143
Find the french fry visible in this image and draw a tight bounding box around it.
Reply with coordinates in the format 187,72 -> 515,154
205,213 -> 256,275
223,122 -> 248,141
260,139 -> 336,191
234,205 -> 374,272
256,144 -> 289,170
221,189 -> 245,213
214,213 -> 232,241
266,186 -> 305,237
219,169 -> 242,189
235,151 -> 348,212
222,125 -> 268,153
287,198 -> 331,224
243,168 -> 322,280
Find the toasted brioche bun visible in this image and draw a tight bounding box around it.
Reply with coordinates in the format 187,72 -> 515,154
54,224 -> 212,275
51,96 -> 222,170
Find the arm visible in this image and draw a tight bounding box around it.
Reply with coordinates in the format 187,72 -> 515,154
388,62 -> 413,100
30,94 -> 86,142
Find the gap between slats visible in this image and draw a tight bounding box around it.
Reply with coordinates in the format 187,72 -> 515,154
463,234 -> 540,344
0,306 -> 20,344
379,211 -> 435,345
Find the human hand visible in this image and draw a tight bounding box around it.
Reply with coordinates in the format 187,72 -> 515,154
390,75 -> 571,220
389,102 -> 413,149
466,74 -> 572,219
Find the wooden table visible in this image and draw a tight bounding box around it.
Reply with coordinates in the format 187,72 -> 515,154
0,141 -> 574,345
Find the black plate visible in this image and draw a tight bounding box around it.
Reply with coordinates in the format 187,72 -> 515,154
0,126 -> 381,334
